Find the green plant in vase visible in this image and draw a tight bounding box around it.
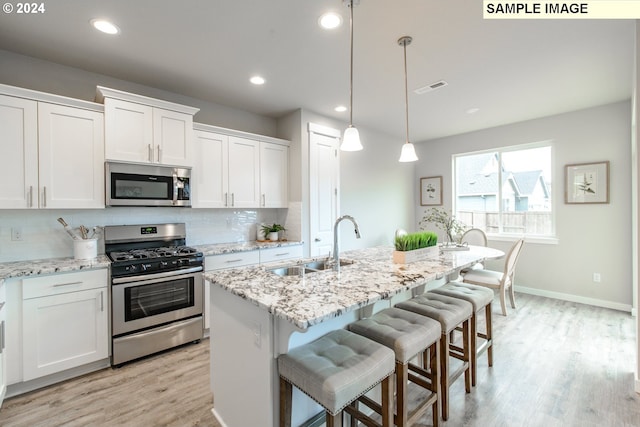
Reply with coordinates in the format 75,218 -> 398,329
261,223 -> 285,241
419,207 -> 467,246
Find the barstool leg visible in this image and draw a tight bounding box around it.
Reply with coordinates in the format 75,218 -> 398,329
279,377 -> 292,427
381,376 -> 393,427
439,333 -> 450,421
470,312 -> 478,387
430,341 -> 440,427
396,361 -> 408,426
463,318 -> 471,393
326,412 -> 342,427
486,303 -> 493,367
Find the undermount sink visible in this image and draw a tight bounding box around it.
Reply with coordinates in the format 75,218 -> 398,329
268,259 -> 355,277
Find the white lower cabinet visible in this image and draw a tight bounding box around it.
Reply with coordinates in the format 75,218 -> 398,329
20,270 -> 108,381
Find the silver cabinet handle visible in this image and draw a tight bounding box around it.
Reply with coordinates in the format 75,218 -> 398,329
53,281 -> 83,288
148,144 -> 153,162
28,185 -> 33,208
42,186 -> 47,208
226,259 -> 243,263
157,145 -> 162,163
231,193 -> 235,207
315,238 -> 321,242
224,192 -> 228,207
262,194 -> 266,207
100,291 -> 104,312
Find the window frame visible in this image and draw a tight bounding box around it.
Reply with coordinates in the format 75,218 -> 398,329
452,141 -> 557,244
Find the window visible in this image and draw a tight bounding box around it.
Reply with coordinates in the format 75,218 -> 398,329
453,143 -> 553,237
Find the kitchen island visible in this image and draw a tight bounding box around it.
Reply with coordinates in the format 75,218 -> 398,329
205,245 -> 503,427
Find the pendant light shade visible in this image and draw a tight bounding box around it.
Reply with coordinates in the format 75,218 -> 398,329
342,125 -> 363,151
397,35 -> 418,162
341,0 -> 363,152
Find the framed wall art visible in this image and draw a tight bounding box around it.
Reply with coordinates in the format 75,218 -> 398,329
565,161 -> 609,204
420,176 -> 443,206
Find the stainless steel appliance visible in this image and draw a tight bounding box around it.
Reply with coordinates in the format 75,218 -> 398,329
106,161 -> 191,207
105,223 -> 204,366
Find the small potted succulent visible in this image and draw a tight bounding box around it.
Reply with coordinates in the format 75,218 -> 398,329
261,223 -> 285,241
392,231 -> 438,264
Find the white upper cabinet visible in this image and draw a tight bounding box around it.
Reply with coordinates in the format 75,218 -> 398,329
192,123 -> 289,209
260,141 -> 289,208
97,86 -> 199,167
0,90 -> 104,209
228,136 -> 261,208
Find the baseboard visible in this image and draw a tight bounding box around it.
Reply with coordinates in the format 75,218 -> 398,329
514,285 -> 633,313
211,408 -> 229,427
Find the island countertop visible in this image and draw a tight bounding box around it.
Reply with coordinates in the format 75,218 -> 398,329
205,245 -> 504,329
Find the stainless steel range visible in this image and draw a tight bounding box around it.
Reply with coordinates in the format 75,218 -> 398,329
104,223 -> 204,366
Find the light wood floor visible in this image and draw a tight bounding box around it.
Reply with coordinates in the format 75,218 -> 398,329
0,293 -> 638,427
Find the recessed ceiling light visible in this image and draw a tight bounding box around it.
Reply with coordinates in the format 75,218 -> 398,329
335,105 -> 347,112
466,107 -> 480,114
319,12 -> 342,30
250,76 -> 265,85
90,19 -> 120,35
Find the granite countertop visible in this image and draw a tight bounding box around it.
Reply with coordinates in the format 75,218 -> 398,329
205,245 -> 504,330
0,240 -> 303,280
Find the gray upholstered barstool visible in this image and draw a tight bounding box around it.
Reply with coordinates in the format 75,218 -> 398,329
278,329 -> 395,427
348,307 -> 441,426
430,282 -> 494,387
396,293 -> 473,421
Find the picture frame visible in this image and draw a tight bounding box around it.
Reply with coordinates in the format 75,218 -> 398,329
565,161 -> 609,204
420,176 -> 443,206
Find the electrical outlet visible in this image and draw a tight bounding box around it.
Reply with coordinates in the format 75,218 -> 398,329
11,227 -> 23,241
593,273 -> 601,283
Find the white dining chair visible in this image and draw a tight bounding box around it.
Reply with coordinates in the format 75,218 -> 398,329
461,238 -> 525,316
460,228 -> 488,273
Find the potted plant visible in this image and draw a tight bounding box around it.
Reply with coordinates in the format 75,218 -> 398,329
261,223 -> 285,241
419,207 -> 467,246
392,231 -> 438,264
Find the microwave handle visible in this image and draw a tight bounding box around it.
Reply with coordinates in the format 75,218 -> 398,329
172,170 -> 178,205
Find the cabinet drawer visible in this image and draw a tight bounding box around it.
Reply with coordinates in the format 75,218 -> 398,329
22,269 -> 108,300
259,245 -> 303,264
205,251 -> 260,271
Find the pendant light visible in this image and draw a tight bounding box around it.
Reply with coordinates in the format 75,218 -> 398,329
398,36 -> 418,162
341,0 -> 363,151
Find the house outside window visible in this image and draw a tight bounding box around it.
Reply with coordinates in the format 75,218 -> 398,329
453,144 -> 553,237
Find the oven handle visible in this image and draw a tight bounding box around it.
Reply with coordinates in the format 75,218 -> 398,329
112,266 -> 203,284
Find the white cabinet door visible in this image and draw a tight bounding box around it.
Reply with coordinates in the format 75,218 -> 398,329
22,287 -> 108,381
0,95 -> 38,209
104,98 -> 154,163
38,103 -> 105,209
193,130 -> 229,208
228,136 -> 260,207
260,142 -> 289,208
153,108 -> 193,167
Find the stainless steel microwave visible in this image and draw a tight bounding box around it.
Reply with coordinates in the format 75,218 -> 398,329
106,162 -> 191,207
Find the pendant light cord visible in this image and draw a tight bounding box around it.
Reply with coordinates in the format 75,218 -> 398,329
349,0 -> 354,127
402,39 -> 410,144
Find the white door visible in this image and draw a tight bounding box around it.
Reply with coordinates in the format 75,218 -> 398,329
0,95 -> 38,208
38,103 -> 105,209
308,124 -> 340,257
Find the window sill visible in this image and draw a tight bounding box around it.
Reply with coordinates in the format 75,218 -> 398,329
487,234 -> 559,245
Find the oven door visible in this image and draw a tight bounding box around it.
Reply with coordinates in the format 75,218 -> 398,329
112,270 -> 203,336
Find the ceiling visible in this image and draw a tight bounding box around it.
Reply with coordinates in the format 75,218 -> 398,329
0,1 -> 635,142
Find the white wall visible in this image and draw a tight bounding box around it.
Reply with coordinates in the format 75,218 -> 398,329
277,109 -> 415,254
415,101 -> 633,311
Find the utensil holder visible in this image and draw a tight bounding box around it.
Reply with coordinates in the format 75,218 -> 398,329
74,238 -> 98,260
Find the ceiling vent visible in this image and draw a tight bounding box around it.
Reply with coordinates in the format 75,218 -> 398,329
414,80 -> 448,95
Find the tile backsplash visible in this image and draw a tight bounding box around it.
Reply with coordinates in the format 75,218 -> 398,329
0,207 -> 287,262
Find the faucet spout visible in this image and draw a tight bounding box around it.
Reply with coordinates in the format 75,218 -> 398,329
333,215 -> 361,272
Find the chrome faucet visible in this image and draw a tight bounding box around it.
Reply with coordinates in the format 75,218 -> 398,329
333,215 -> 361,272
